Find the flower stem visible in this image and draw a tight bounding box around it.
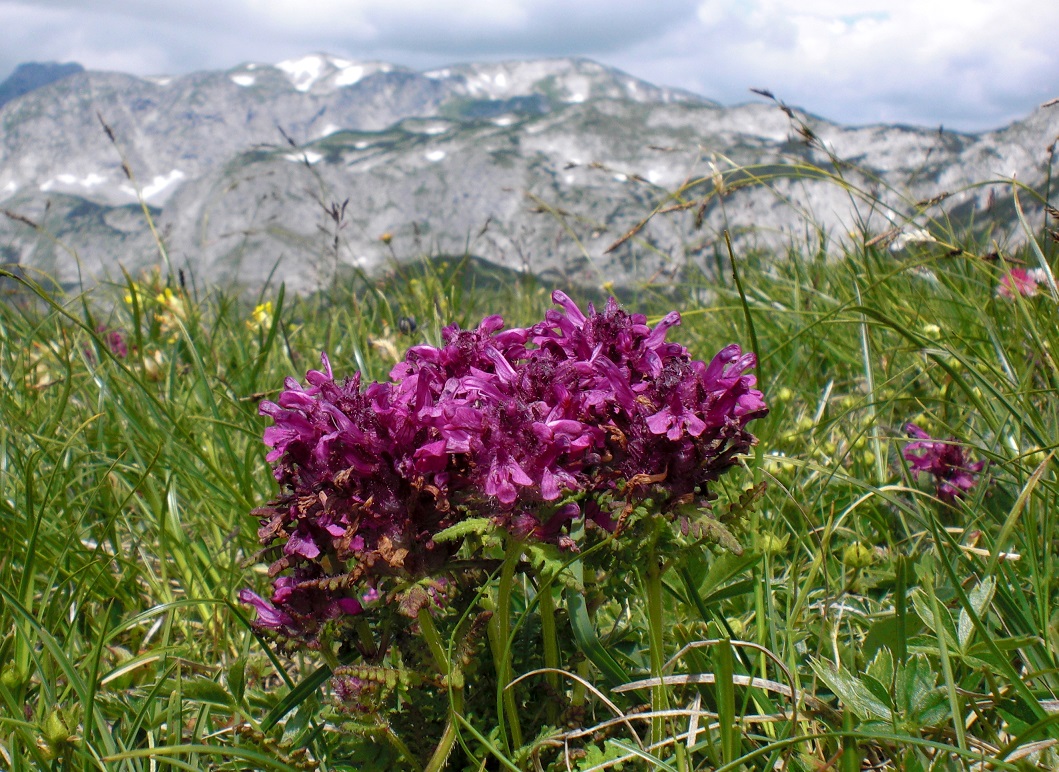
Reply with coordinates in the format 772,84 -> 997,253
320,643 -> 341,674
491,537 -> 524,752
355,619 -> 377,659
386,725 -> 426,772
423,713 -> 458,772
538,576 -> 561,726
418,607 -> 466,772
417,607 -> 449,677
644,551 -> 670,749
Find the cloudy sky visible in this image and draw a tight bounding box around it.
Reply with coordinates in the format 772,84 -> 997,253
2,0 -> 1057,132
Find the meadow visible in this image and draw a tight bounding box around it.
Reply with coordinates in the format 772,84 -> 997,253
2,144 -> 1059,772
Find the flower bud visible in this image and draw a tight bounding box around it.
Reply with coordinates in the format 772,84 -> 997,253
843,543 -> 875,570
42,707 -> 73,750
1,662 -> 26,691
758,532 -> 788,556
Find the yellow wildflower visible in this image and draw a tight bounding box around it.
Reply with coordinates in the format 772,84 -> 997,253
155,288 -> 187,318
247,301 -> 274,332
154,288 -> 188,340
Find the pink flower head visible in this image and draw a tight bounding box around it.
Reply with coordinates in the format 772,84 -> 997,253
903,424 -> 986,501
997,267 -> 1047,299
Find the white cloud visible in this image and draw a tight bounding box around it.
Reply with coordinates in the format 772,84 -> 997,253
620,0 -> 1059,128
0,0 -> 1056,130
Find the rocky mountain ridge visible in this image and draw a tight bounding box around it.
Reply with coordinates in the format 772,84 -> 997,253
1,54 -> 1056,293
0,61 -> 83,110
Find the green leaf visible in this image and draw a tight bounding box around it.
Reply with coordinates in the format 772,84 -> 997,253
523,540 -> 570,586
564,557 -> 631,689
432,517 -> 495,543
910,588 -> 957,647
577,739 -> 630,771
862,612 -> 921,662
811,657 -> 893,722
103,744 -> 301,770
914,690 -> 952,727
969,634 -> 1039,654
262,662 -> 332,731
866,647 -> 894,687
228,657 -> 247,705
182,675 -> 235,707
958,576 -> 995,651
899,654 -> 942,719
860,674 -> 894,713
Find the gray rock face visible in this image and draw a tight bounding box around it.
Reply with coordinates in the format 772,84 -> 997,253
1,54 -> 1056,293
0,62 -> 84,110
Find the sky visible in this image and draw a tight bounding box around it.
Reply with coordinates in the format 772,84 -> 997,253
2,0 -> 1058,132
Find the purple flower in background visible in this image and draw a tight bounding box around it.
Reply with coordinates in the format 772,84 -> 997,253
85,326 -> 129,362
903,424 -> 986,501
242,291 -> 768,644
103,328 -> 129,358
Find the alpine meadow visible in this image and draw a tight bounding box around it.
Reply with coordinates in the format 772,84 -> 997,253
3,60 -> 1059,772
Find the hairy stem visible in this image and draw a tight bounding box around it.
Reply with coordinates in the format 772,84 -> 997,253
644,550 -> 670,749
419,606 -> 466,772
417,607 -> 449,677
538,576 -> 561,726
492,537 -> 524,751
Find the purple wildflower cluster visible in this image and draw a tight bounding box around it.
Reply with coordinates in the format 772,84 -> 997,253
241,291 -> 768,646
84,326 -> 129,362
903,424 -> 985,501
102,328 -> 129,358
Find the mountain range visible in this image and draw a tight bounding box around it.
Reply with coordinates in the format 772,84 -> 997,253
1,55 -> 1056,293
0,62 -> 84,110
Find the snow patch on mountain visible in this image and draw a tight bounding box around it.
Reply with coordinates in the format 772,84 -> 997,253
284,151 -> 323,164
276,55 -> 325,92
334,65 -> 365,87
40,172 -> 109,192
119,170 -> 186,202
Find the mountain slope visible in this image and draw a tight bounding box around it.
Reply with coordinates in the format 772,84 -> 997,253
0,61 -> 83,109
0,54 -> 1055,292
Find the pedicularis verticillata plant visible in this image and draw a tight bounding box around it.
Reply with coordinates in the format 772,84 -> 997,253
242,290 -> 768,763
903,424 -> 986,502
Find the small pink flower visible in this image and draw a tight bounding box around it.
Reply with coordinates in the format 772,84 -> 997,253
997,267 -> 1047,299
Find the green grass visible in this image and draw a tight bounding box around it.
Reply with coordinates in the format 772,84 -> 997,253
3,151 -> 1059,771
